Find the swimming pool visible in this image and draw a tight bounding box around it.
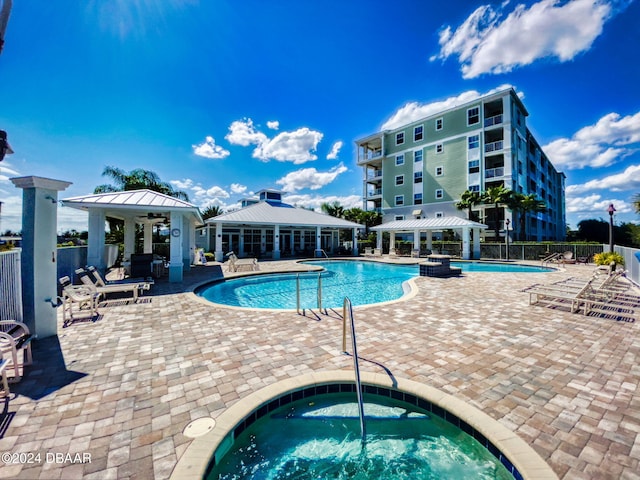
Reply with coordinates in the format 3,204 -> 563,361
195,260 -> 551,310
207,390 -> 514,479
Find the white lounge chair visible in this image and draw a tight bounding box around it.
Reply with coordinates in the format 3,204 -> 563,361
0,351 -> 10,396
75,268 -> 152,302
0,320 -> 33,382
58,276 -> 100,325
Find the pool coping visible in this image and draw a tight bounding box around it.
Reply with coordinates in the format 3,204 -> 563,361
170,370 -> 559,480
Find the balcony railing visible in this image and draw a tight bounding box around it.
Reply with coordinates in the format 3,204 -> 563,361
485,167 -> 504,179
366,170 -> 382,180
484,114 -> 503,127
485,140 -> 503,153
366,188 -> 382,197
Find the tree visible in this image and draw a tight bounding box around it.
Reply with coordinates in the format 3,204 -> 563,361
321,201 -> 345,219
633,193 -> 640,215
482,185 -> 513,241
94,166 -> 189,201
456,190 -> 482,221
511,193 -> 547,241
201,205 -> 222,220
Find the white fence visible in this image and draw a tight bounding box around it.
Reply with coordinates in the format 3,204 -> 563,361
0,249 -> 23,322
614,244 -> 640,286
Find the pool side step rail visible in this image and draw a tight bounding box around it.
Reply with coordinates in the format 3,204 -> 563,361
296,272 -> 328,316
342,297 -> 366,442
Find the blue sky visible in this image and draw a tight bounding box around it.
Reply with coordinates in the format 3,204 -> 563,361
1,0 -> 639,233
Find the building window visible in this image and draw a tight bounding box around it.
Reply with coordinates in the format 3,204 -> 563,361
435,212 -> 444,218
395,175 -> 404,186
435,166 -> 444,176
469,184 -> 480,192
436,143 -> 443,154
414,125 -> 423,142
468,135 -> 479,149
395,215 -> 405,221
468,160 -> 480,174
395,195 -> 404,206
435,118 -> 443,130
414,171 -> 423,183
467,107 -> 480,125
396,132 -> 404,145
435,189 -> 443,199
414,193 -> 423,205
396,154 -> 404,166
414,150 -> 423,163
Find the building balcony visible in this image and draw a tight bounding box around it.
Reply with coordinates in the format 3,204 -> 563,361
366,170 -> 383,181
366,188 -> 382,199
484,114 -> 503,128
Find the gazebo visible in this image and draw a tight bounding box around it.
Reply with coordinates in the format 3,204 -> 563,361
61,189 -> 204,282
371,216 -> 487,260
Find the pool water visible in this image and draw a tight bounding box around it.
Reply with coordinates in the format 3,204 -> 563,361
196,260 -> 550,310
207,393 -> 513,480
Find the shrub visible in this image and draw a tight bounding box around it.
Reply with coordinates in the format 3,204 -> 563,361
592,252 -> 624,266
204,252 -> 215,261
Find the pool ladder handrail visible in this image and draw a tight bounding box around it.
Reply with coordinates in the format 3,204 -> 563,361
342,297 -> 366,442
296,272 -> 325,315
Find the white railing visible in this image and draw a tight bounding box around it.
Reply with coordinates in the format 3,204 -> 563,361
0,249 -> 23,322
485,167 -> 504,178
484,114 -> 503,127
485,140 -> 503,153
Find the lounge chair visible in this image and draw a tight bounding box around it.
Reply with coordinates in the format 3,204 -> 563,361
0,320 -> 33,382
86,265 -> 148,286
225,252 -> 259,272
75,268 -> 153,302
363,247 -> 373,257
58,276 -> 100,325
0,351 -> 10,396
411,249 -> 420,258
560,251 -> 576,264
372,248 -> 382,257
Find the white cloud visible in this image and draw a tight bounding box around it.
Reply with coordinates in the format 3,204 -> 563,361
192,185 -> 230,199
565,193 -> 630,219
170,179 -> 195,190
543,111 -> 640,169
433,0 -> 614,79
566,164 -> 640,195
381,85 -> 516,130
284,193 -> 361,211
226,118 -> 323,165
225,119 -> 267,147
230,183 -> 247,194
266,121 -> 279,130
326,141 -> 343,160
192,136 -> 230,159
276,163 -> 348,192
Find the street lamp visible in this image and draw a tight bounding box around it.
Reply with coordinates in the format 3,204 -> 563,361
505,218 -> 511,261
607,204 -> 616,253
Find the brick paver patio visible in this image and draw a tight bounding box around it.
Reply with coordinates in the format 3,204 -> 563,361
0,259 -> 638,479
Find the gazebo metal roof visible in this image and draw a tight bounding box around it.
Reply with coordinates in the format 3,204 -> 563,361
372,216 -> 487,231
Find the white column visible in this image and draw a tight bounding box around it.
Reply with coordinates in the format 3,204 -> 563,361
300,230 -> 305,251
10,176 -> 72,338
426,231 -> 433,251
214,222 -> 224,262
87,208 -> 106,269
473,228 -> 481,259
376,231 -> 383,250
390,232 -> 396,252
273,224 -> 281,259
352,228 -> 359,256
289,232 -> 294,254
462,227 -> 471,260
123,216 -> 136,262
413,230 -> 420,251
143,221 -> 153,254
187,218 -> 196,267
168,212 -> 183,282
239,228 -> 245,256
315,226 -> 322,257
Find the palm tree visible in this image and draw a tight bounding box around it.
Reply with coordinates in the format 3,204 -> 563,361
511,193 -> 547,241
94,166 -> 189,201
201,205 -> 222,220
321,201 -> 345,219
482,185 -> 513,241
633,193 -> 640,215
456,190 -> 482,221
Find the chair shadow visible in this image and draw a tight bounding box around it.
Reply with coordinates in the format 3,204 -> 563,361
8,335 -> 87,401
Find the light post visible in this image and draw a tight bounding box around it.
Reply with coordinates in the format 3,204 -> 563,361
505,218 -> 510,261
607,204 -> 616,253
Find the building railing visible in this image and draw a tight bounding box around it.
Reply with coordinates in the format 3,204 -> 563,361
485,167 -> 504,178
485,140 -> 503,153
484,114 -> 503,127
366,170 -> 383,180
366,188 -> 382,197
0,249 -> 23,322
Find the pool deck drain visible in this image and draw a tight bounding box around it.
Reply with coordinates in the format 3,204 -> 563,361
183,418 -> 216,438
1,258 -> 638,479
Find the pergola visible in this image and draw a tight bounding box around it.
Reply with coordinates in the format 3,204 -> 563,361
61,189 -> 204,282
371,216 -> 487,259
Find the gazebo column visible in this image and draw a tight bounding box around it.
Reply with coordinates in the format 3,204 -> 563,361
168,212 -> 184,282
413,229 -> 420,252
273,225 -> 280,259
289,231 -> 295,255
142,221 -> 153,254
123,216 -> 136,262
185,217 -> 195,268
389,232 -> 396,253
376,231 -> 383,250
87,208 -> 107,270
352,228 -> 359,256
239,228 -> 245,256
473,228 -> 481,259
315,226 -> 322,257
214,222 -> 224,262
462,227 -> 471,260
426,231 -> 433,252
10,176 -> 71,338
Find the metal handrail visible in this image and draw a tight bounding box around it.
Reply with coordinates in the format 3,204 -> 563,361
342,297 -> 366,442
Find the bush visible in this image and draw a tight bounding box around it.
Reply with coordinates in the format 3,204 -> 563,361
204,252 -> 215,261
593,252 -> 624,266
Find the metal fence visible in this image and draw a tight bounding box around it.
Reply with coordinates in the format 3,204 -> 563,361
0,249 -> 23,322
614,244 -> 640,286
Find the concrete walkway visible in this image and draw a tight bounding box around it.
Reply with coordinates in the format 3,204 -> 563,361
0,259 -> 638,479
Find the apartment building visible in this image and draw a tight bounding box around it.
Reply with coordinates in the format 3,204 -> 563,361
356,87 -> 566,241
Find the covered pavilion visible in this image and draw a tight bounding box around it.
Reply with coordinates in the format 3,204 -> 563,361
201,189 -> 364,261
371,216 -> 487,259
61,189 -> 203,282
